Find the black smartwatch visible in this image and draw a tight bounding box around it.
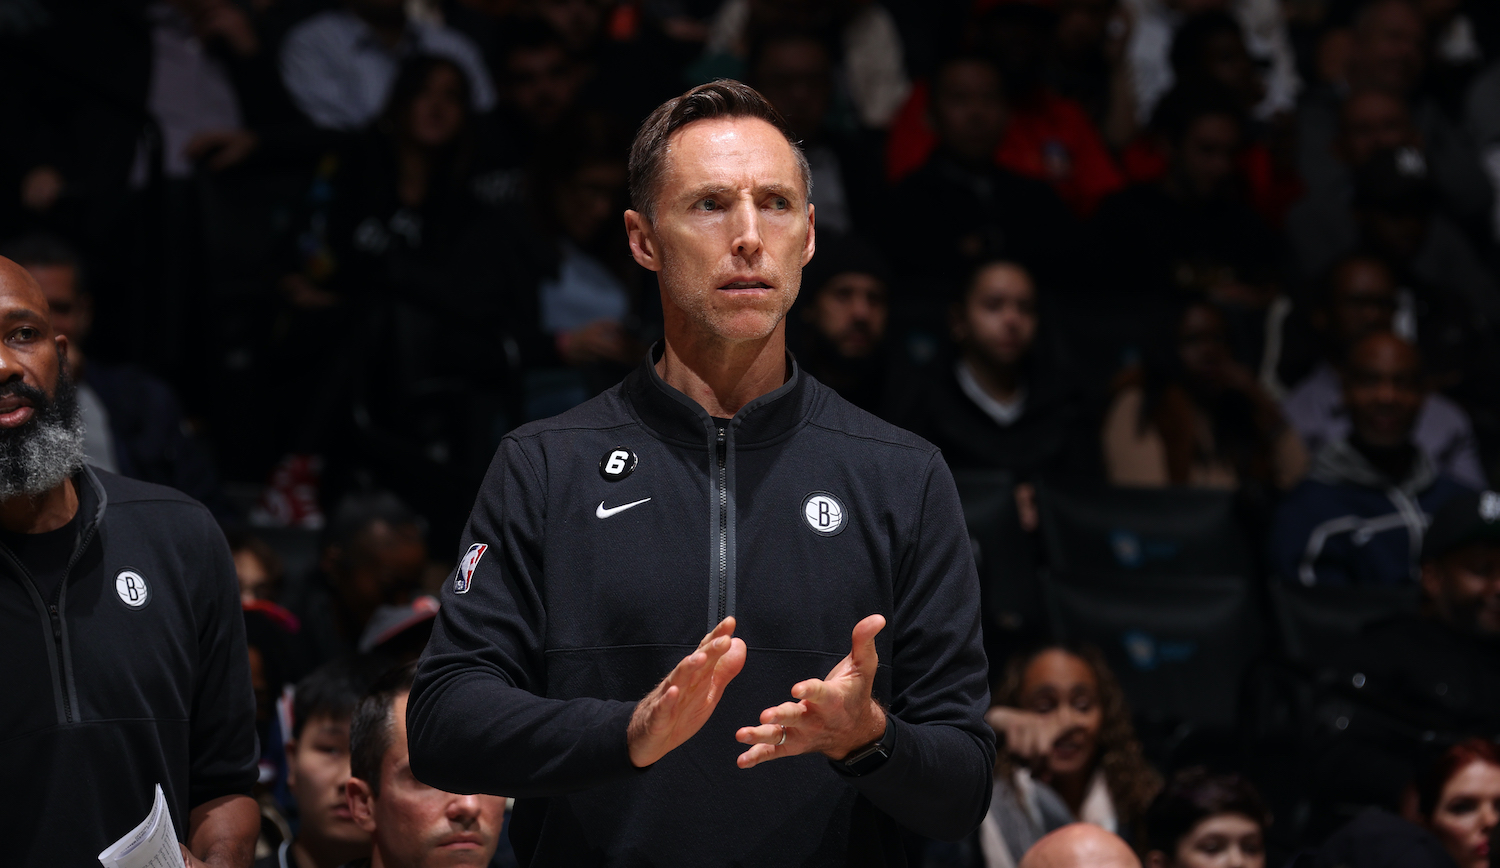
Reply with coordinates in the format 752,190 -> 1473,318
833,713 -> 895,777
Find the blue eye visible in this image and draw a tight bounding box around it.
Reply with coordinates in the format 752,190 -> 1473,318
697,199 -> 718,211
772,197 -> 788,210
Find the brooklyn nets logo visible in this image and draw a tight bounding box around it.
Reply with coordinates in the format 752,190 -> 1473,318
802,492 -> 848,537
115,569 -> 150,609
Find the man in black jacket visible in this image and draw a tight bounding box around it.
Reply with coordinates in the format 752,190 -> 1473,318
0,258 -> 260,866
409,81 -> 995,865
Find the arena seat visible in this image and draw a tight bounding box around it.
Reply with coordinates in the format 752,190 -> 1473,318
1036,484 -> 1253,578
1268,583 -> 1421,670
952,470 -> 1043,658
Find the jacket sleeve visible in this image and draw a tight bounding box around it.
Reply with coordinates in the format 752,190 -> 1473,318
842,452 -> 996,840
188,508 -> 261,807
407,435 -> 643,797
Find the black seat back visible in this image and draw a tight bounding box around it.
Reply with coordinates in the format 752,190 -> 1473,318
1038,485 -> 1251,577
1268,583 -> 1420,669
952,470 -> 1042,651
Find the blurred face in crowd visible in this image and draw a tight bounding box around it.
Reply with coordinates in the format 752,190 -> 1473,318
1197,30 -> 1265,109
808,272 -> 887,359
1152,814 -> 1265,868
505,43 -> 581,130
1054,0 -> 1116,60
349,693 -> 505,867
954,262 -> 1038,373
1341,332 -> 1422,449
327,519 -> 429,614
1018,650 -> 1102,779
1171,114 -> 1241,201
1177,304 -> 1233,395
930,59 -> 1007,167
753,36 -> 833,142
288,714 -> 370,856
1422,542 -> 1500,636
406,64 -> 468,150
624,117 -> 815,349
556,159 -> 626,247
1339,90 -> 1416,167
1352,0 -> 1425,94
23,262 -> 90,351
1358,204 -> 1429,263
235,548 -> 276,605
1320,258 -> 1397,352
1424,760 -> 1500,868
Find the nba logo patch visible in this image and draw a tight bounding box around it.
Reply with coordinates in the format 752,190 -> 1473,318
454,543 -> 487,594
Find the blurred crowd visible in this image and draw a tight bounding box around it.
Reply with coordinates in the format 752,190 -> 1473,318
7,0 -> 1500,864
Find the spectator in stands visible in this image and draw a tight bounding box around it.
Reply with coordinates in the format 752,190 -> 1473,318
1296,0 -> 1491,231
279,0 -> 496,131
903,260 -> 1090,495
1272,332 -> 1472,586
261,658 -> 387,868
1089,84 -> 1282,311
1466,60 -> 1500,243
231,528 -> 287,606
748,29 -> 885,236
1307,489 -> 1500,815
1104,300 -> 1306,490
889,54 -> 1077,295
787,232 -> 907,420
1020,823 -> 1144,868
1049,0 -> 1136,152
347,664 -> 507,868
1,233 -> 235,518
1281,254 -> 1486,490
1141,768 -> 1269,868
284,492 -> 429,667
1123,0 -> 1299,127
981,646 -> 1161,864
1407,739 -> 1500,868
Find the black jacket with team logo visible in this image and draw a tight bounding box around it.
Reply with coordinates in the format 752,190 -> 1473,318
0,467 -> 259,866
409,353 -> 996,866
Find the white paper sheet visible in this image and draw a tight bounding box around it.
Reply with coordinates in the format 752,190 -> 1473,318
97,783 -> 187,868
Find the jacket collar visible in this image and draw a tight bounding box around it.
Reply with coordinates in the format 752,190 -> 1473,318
623,342 -> 815,448
1311,438 -> 1436,495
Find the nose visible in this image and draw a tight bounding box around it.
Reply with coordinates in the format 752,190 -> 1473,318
1479,801 -> 1499,832
729,197 -> 763,261
1224,844 -> 1247,868
447,793 -> 482,824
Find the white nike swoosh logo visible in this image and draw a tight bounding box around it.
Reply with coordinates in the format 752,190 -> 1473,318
596,498 -> 651,519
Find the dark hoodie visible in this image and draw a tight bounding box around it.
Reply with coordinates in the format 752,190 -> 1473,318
1270,439 -> 1472,586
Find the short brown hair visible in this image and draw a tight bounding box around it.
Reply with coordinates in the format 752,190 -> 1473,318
628,79 -> 811,222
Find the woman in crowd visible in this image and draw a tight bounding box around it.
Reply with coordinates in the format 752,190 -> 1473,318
1141,768 -> 1269,868
1408,739 -> 1500,868
1103,299 -> 1306,491
978,645 -> 1162,867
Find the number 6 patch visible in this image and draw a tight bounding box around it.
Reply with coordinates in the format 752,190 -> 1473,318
599,446 -> 638,481
454,543 -> 487,594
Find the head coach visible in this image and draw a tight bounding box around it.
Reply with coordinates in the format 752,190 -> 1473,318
408,80 -> 995,865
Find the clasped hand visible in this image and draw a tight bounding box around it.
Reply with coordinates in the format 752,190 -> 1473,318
626,614 -> 888,770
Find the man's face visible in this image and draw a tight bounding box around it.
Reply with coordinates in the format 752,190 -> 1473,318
1339,91 -> 1416,166
505,45 -> 580,130
1200,31 -> 1265,108
1054,0 -> 1115,59
625,117 -> 814,349
1173,114 -> 1241,200
25,263 -> 90,349
360,694 -> 505,867
753,38 -> 833,141
288,714 -> 369,852
954,263 -> 1037,370
0,261 -> 66,430
329,520 -> 428,612
1353,0 -> 1425,93
1422,542 -> 1500,635
407,65 -> 467,149
1324,259 -> 1398,350
1342,334 -> 1422,448
930,60 -> 1007,164
808,272 -> 887,359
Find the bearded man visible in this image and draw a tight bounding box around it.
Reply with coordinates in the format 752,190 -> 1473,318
0,257 -> 260,866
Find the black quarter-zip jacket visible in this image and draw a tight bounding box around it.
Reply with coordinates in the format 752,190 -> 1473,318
409,353 -> 995,866
0,467 -> 258,866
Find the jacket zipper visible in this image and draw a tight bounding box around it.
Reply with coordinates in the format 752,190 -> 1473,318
48,603 -> 72,722
716,424 -> 728,623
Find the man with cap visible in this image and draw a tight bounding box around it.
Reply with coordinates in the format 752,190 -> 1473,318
1308,488 -> 1500,809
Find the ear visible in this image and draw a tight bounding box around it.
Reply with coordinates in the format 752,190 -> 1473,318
801,203 -> 816,268
54,334 -> 68,361
347,776 -> 378,833
624,210 -> 662,273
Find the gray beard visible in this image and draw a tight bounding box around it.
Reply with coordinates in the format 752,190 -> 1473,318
0,375 -> 87,500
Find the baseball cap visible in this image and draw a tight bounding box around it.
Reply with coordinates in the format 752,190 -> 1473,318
358,595 -> 440,654
1421,490 -> 1500,562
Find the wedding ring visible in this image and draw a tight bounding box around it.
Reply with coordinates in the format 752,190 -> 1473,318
776,725 -> 787,746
